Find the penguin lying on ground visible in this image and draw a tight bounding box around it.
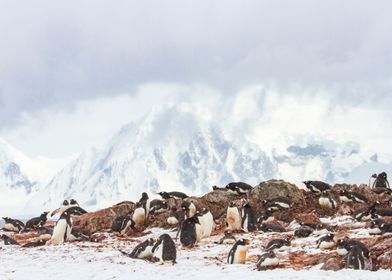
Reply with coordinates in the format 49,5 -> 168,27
152,234 -> 176,264
0,234 -> 20,245
318,191 -> 337,209
225,182 -> 253,195
180,216 -> 203,247
227,238 -> 249,264
345,245 -> 366,270
226,202 -> 242,232
316,233 -> 335,249
263,197 -> 291,211
374,207 -> 392,217
22,239 -> 46,248
120,238 -> 155,260
149,199 -> 168,214
259,223 -> 286,233
353,201 -> 380,221
368,218 -> 385,235
379,222 -> 392,234
2,217 -> 24,232
303,181 -> 331,193
339,190 -> 368,204
294,224 -> 314,237
25,212 -> 49,230
215,231 -> 236,244
158,191 -> 188,200
265,238 -> 291,251
241,202 -> 257,232
257,210 -> 275,224
256,251 -> 279,270
111,215 -> 134,235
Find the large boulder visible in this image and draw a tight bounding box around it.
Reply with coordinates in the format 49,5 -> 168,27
73,202 -> 135,235
247,179 -> 306,215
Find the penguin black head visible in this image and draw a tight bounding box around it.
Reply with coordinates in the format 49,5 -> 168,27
302,181 -> 311,187
40,211 -> 49,218
201,208 -> 209,214
135,202 -> 143,208
141,192 -> 149,200
340,190 -> 348,195
327,233 -> 334,238
380,223 -> 388,231
70,199 -> 78,205
212,185 -> 218,190
371,174 -> 377,178
237,238 -> 250,246
228,201 -> 236,208
146,238 -> 154,245
158,191 -> 170,199
381,172 -> 387,179
63,200 -> 69,206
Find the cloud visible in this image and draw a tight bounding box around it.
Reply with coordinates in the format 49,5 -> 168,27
0,0 -> 392,128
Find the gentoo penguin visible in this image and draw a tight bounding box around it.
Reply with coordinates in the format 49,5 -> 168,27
197,208 -> 215,238
379,222 -> 392,234
132,202 -> 146,229
313,224 -> 331,236
368,219 -> 384,235
265,238 -> 291,251
180,216 -> 203,247
353,201 -> 380,221
149,199 -> 168,214
120,238 -> 155,259
152,234 -> 176,264
181,200 -> 197,219
318,191 -> 337,210
336,239 -> 370,257
139,192 -> 150,217
345,246 -> 366,270
25,211 -> 49,230
226,202 -> 242,231
50,199 -> 86,217
259,223 -> 286,233
374,172 -> 390,189
2,217 -> 24,232
216,231 -> 236,244
369,174 -> 377,189
303,181 -> 331,193
225,182 -> 253,195
241,202 -> 257,232
257,210 -> 275,224
263,197 -> 291,211
49,208 -> 75,245
256,251 -> 279,270
111,215 -> 134,235
0,234 -> 20,245
316,233 -> 335,249
374,207 -> 392,217
167,207 -> 180,226
227,238 -> 250,264
158,191 -> 188,200
22,239 -> 46,248
294,225 -> 314,237
339,190 -> 368,204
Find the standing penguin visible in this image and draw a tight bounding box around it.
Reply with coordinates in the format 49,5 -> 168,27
111,215 -> 134,235
318,191 -> 337,210
227,238 -> 250,264
181,200 -> 197,219
48,208 -> 74,245
316,233 -> 335,249
256,251 -> 279,270
132,202 -> 146,229
139,192 -> 150,217
120,238 -> 155,259
226,202 -> 242,232
241,202 -> 256,232
374,172 -> 390,189
25,211 -> 49,230
152,234 -> 176,264
180,216 -> 203,247
2,217 -> 24,232
346,246 -> 366,270
303,181 -> 331,193
336,239 -> 369,257
197,208 -> 215,238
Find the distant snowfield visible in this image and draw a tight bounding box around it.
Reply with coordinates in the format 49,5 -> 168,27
1,217 -> 391,280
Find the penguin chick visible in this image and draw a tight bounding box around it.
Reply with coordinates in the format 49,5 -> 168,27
227,238 -> 250,264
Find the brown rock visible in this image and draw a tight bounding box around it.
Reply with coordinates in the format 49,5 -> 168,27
321,256 -> 345,271
247,179 -> 306,215
295,212 -> 321,225
73,202 -> 135,235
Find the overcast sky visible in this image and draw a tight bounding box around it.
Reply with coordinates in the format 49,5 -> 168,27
0,1 -> 391,158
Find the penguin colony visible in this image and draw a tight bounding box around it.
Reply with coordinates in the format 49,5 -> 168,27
1,172 -> 392,271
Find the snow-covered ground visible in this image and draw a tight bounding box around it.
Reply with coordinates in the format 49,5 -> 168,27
1,216 -> 391,280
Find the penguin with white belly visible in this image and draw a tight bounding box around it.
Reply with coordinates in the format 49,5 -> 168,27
346,246 -> 366,270
318,191 -> 337,210
111,215 -> 134,235
241,202 -> 256,232
226,201 -> 242,232
132,202 -> 146,230
48,208 -> 77,245
139,192 -> 150,217
120,238 -> 155,259
197,208 -> 215,238
256,251 -> 279,270
152,234 -> 176,264
227,238 -> 250,264
181,200 -> 197,219
2,217 -> 24,232
316,233 -> 335,249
